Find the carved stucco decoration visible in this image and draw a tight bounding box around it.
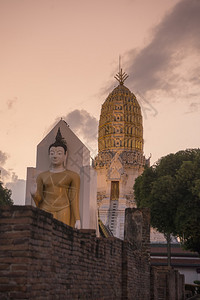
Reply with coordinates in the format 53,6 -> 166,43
107,151 -> 126,181
120,150 -> 146,166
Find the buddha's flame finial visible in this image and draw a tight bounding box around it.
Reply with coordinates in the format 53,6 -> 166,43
114,56 -> 129,85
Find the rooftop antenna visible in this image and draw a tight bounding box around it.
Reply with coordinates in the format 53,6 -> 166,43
114,55 -> 129,85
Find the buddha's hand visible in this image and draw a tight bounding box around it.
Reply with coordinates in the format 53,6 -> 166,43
75,220 -> 81,229
30,180 -> 37,197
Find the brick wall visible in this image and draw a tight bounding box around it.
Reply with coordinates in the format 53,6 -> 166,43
0,206 -> 150,300
0,206 -> 185,299
150,266 -> 185,300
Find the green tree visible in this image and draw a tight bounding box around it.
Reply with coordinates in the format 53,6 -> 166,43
0,181 -> 13,206
134,149 -> 200,257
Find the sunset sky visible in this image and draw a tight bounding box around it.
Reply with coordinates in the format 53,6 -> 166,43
0,0 -> 200,204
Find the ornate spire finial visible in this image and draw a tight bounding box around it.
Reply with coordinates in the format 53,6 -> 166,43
119,55 -> 121,72
114,57 -> 129,85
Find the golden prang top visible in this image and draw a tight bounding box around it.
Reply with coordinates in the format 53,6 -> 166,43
98,70 -> 143,153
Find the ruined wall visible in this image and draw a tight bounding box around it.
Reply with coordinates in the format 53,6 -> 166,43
150,266 -> 185,300
124,208 -> 151,299
0,206 -> 150,300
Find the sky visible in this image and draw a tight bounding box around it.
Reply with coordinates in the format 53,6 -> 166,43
0,0 -> 200,205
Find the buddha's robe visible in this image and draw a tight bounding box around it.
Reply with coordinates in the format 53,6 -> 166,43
33,170 -> 80,227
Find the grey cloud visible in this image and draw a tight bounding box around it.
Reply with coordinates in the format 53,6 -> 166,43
0,168 -> 26,205
0,151 -> 10,183
0,150 -> 25,204
125,0 -> 200,94
98,80 -> 115,100
0,150 -> 8,166
65,109 -> 98,143
0,167 -> 10,180
7,97 -> 18,110
6,178 -> 26,205
48,109 -> 98,155
0,168 -> 20,183
185,102 -> 200,114
189,66 -> 200,85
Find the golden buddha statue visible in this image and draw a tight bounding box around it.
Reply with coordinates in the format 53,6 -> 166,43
31,128 -> 81,229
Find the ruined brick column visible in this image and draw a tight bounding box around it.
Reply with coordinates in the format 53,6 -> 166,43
123,208 -> 151,300
124,208 -> 150,252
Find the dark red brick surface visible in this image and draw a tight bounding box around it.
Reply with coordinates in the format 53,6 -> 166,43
150,266 -> 185,300
0,206 -> 150,300
0,206 -> 184,299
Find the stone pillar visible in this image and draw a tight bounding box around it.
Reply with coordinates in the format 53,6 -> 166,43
124,207 -> 150,253
123,208 -> 151,300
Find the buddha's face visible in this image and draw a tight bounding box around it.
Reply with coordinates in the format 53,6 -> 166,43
49,146 -> 67,167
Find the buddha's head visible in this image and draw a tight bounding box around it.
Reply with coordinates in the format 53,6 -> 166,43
49,128 -> 67,168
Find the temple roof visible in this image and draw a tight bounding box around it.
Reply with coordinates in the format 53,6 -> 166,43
98,79 -> 144,154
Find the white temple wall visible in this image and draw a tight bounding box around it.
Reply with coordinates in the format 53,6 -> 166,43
96,161 -> 145,238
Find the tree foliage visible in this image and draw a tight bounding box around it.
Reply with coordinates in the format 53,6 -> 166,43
134,149 -> 200,255
0,181 -> 13,206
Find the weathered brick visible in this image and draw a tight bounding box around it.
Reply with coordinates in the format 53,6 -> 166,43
11,264 -> 28,271
0,217 -> 32,224
9,291 -> 29,299
0,278 -> 9,284
0,206 -> 184,300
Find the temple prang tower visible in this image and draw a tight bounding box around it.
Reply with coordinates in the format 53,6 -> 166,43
94,69 -> 149,239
